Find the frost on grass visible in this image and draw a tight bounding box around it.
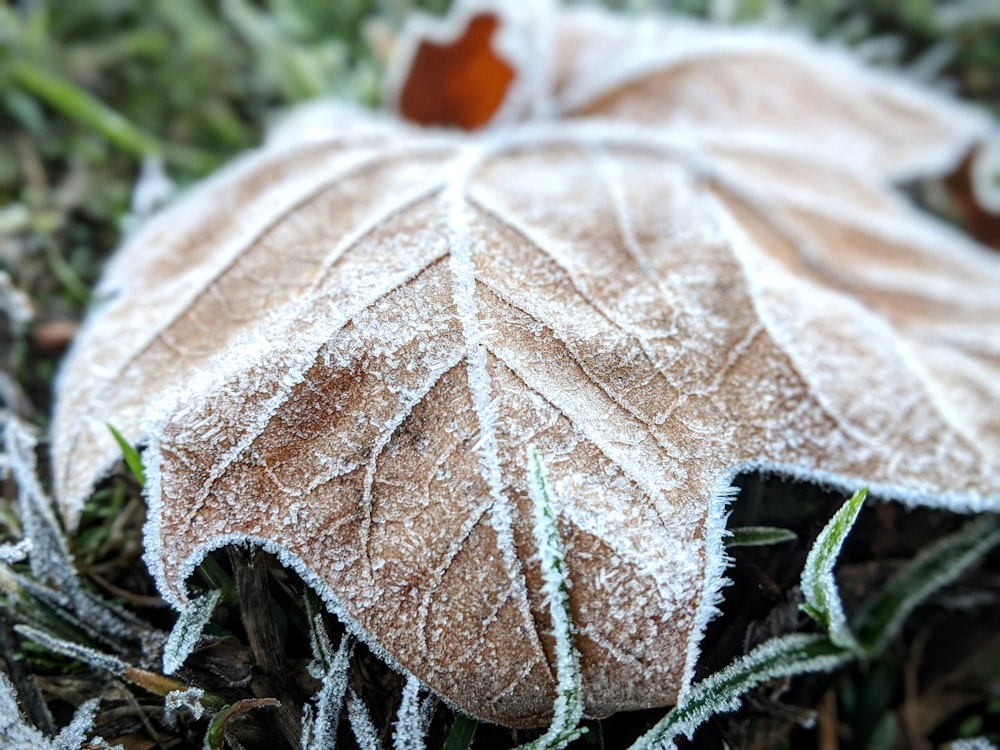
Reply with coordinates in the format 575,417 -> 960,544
302,614 -> 353,750
800,489 -> 867,651
392,675 -> 436,750
517,449 -> 584,750
630,633 -> 850,750
857,512 -> 1000,654
15,624 -> 126,676
51,0 -> 1000,729
163,589 -> 221,674
164,687 -> 206,727
0,672 -> 119,750
347,689 -> 381,750
2,415 -> 160,659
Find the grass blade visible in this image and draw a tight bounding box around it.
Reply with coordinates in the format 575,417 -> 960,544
516,449 -> 586,750
800,489 -> 867,650
857,513 -> 1000,655
10,61 -> 162,158
444,713 -> 478,750
107,423 -> 146,487
163,589 -> 221,675
204,698 -> 280,750
727,526 -> 797,547
629,633 -> 850,750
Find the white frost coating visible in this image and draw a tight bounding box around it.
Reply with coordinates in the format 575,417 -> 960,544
356,348 -> 466,558
0,672 -> 51,748
678,476 -> 736,702
948,738 -> 997,750
164,688 -> 206,727
3,416 -> 151,646
55,0 -> 1000,730
303,621 -> 352,750
139,524 -> 431,721
2,416 -> 66,585
0,271 -> 33,330
54,699 -> 108,750
14,624 -> 125,676
142,315 -> 331,516
0,687 -> 122,750
347,689 -> 381,750
0,539 -> 30,564
522,449 -> 584,750
552,8 -> 988,180
266,100 -> 407,150
800,490 -> 866,651
392,675 -> 435,750
53,128 -> 430,525
631,633 -> 851,750
445,144 -> 525,600
129,156 -> 175,221
861,514 -> 1000,655
163,589 -> 221,674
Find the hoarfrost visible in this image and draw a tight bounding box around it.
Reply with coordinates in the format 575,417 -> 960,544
50,0 -> 1000,730
520,449 -> 584,749
0,672 -> 121,750
0,271 -> 32,332
0,540 -> 30,564
302,616 -> 353,750
164,687 -> 206,727
392,675 -> 435,750
346,689 -> 381,750
3,415 -> 160,658
15,625 -> 125,676
163,589 -> 221,674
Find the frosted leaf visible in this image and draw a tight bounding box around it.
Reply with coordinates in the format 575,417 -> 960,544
52,0 -> 1000,729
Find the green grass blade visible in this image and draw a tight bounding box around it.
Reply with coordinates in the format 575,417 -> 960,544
727,526 -> 798,547
630,633 -> 850,749
107,423 -> 146,487
443,713 -> 478,750
857,513 -> 1000,655
163,589 -> 221,675
9,60 -> 162,158
204,698 -> 280,750
516,449 -> 587,750
800,489 -> 867,650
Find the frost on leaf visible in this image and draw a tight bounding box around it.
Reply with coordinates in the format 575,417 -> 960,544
52,0 -> 1000,729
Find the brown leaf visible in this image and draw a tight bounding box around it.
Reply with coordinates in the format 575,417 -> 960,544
397,12 -> 515,129
53,2 -> 1000,728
